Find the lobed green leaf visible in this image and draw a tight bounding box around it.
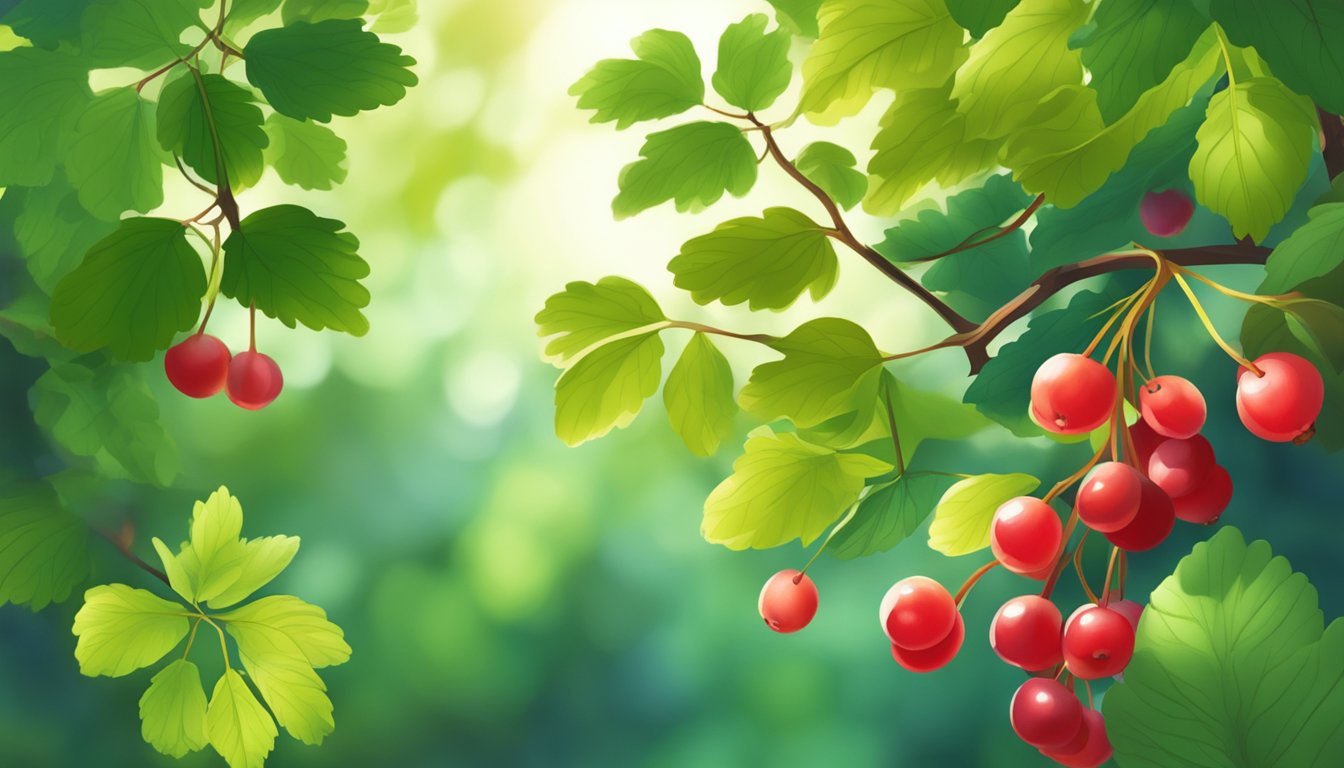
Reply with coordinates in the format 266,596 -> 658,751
570,28 -> 704,129
611,121 -> 758,219
712,14 -> 791,112
535,276 -> 665,366
927,473 -> 1041,556
663,333 -> 737,456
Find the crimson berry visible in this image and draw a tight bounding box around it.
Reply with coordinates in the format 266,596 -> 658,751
1010,677 -> 1084,749
1109,599 -> 1144,632
1236,352 -> 1324,442
1031,353 -> 1117,435
1075,461 -> 1142,533
891,612 -> 964,673
758,570 -> 818,633
990,595 -> 1063,671
164,333 -> 231,398
880,576 -> 957,651
1127,419 -> 1163,473
991,497 -> 1062,575
1104,479 -> 1174,552
1138,375 -> 1206,439
226,351 -> 284,410
1174,464 -> 1233,524
1139,189 -> 1194,237
1148,435 -> 1215,498
1042,709 -> 1113,768
1063,605 -> 1135,679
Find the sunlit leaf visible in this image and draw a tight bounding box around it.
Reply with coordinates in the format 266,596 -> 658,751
927,473 -> 1041,556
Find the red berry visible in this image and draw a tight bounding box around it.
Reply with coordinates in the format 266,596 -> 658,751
1147,435 -> 1214,498
164,333 -> 231,398
1042,709 -> 1113,767
891,612 -> 964,672
1031,354 -> 1117,435
1127,419 -> 1163,473
758,570 -> 818,633
990,595 -> 1063,671
991,497 -> 1063,574
1063,605 -> 1135,679
1236,352 -> 1324,442
1010,677 -> 1084,748
226,351 -> 284,410
1109,599 -> 1144,631
1075,461 -> 1142,533
1104,479 -> 1175,552
1138,375 -> 1206,439
1139,189 -> 1194,237
880,576 -> 957,651
1173,464 -> 1233,524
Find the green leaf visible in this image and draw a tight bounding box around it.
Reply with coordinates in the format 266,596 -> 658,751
206,535 -> 301,609
1208,0 -> 1344,114
764,0 -> 821,37
612,121 -> 757,219
663,333 -> 737,456
800,0 -> 966,123
828,473 -> 957,559
221,205 -> 370,335
365,0 -> 417,33
263,113 -> 348,190
224,0 -> 284,32
569,29 -> 703,129
794,141 -> 866,210
534,276 -> 665,366
1077,0 -> 1210,121
668,207 -> 838,310
951,0 -> 1087,140
927,473 -> 1041,556
944,0 -> 1020,36
0,48 -> 90,186
157,71 -> 268,190
217,595 -> 351,669
712,14 -> 791,112
50,217 -> 205,361
65,87 -> 167,220
739,317 -> 884,429
1276,298 -> 1344,373
9,181 -> 119,293
1,0 -> 86,48
1260,203 -> 1344,294
81,0 -> 204,69
188,487 -> 246,603
1105,527 -> 1344,768
207,669 -> 278,768
139,659 -> 210,758
702,429 -> 892,549
0,291 -> 75,361
72,584 -> 190,677
282,0 -> 367,25
0,481 -> 89,610
1190,76 -> 1317,243
244,18 -> 417,122
881,372 -> 992,459
554,332 -> 664,446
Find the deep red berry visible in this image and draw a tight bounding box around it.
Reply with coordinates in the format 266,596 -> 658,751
1031,354 -> 1117,435
164,333 -> 231,398
1109,599 -> 1144,631
1173,464 -> 1233,524
1042,709 -> 1113,768
1075,461 -> 1142,533
891,612 -> 964,673
1148,435 -> 1215,498
991,497 -> 1063,575
226,351 -> 284,410
1127,419 -> 1163,473
1139,189 -> 1194,237
880,576 -> 957,651
1063,605 -> 1135,679
990,595 -> 1063,671
1010,677 -> 1084,749
1138,375 -> 1206,439
1104,479 -> 1175,552
758,570 -> 818,633
1237,352 -> 1324,442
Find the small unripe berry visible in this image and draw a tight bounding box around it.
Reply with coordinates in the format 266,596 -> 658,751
1140,189 -> 1194,237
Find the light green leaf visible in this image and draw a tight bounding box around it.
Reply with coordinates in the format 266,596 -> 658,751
945,0 -> 1020,36
1190,76 -> 1317,243
554,332 -> 664,446
612,121 -> 757,219
152,538 -> 195,603
9,180 -> 119,294
713,14 -> 791,112
223,0 -> 284,32
218,595 -> 351,669
739,317 -> 884,429
207,669 -> 278,768
534,276 -> 665,366
1077,0 -> 1210,121
927,473 -> 1041,556
1260,203 -> 1344,294
263,113 -> 348,190
569,29 -> 704,129
139,659 -> 209,758
65,88 -> 167,220
0,47 -> 90,186
669,207 -> 837,310
281,0 -> 366,25
828,473 -> 957,559
702,429 -> 892,549
764,0 -> 822,37
244,18 -> 418,122
1208,0 -> 1344,114
157,71 -> 269,190
366,0 -> 418,33
663,333 -> 737,456
0,481 -> 88,610
207,536 -> 301,609
72,584 -> 190,677
881,372 -> 992,458
186,487 -> 246,604
800,0 -> 966,123
81,0 -> 203,69
221,205 -> 370,335
794,141 -> 867,210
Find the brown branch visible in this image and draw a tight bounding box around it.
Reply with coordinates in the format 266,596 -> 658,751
95,523 -> 171,587
1320,108 -> 1344,180
912,194 -> 1046,263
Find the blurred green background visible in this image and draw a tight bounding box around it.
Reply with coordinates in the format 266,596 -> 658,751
2,1 -> 1342,766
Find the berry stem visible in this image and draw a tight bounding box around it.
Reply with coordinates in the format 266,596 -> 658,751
1083,679 -> 1095,710
1144,301 -> 1158,379
1170,263 -> 1282,305
249,302 -> 257,352
798,500 -> 860,576
1042,443 -> 1107,504
1073,530 -> 1100,605
1169,271 -> 1263,375
1040,511 -> 1080,600
1100,546 -> 1122,606
954,559 -> 999,608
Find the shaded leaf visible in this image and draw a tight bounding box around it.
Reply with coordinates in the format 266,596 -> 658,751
828,473 -> 957,559
0,481 -> 88,610
157,72 -> 268,190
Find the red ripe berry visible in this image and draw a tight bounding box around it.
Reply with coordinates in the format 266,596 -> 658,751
880,576 -> 957,651
990,595 -> 1063,671
164,333 -> 231,398
1236,352 -> 1325,442
1109,599 -> 1144,632
1138,375 -> 1206,439
1139,189 -> 1194,237
1174,464 -> 1233,525
991,497 -> 1063,574
1104,479 -> 1175,552
1031,354 -> 1117,435
1010,677 -> 1084,748
758,570 -> 818,633
891,612 -> 964,672
1042,709 -> 1113,768
1147,435 -> 1215,498
1127,419 -> 1163,473
1075,461 -> 1142,533
1063,605 -> 1135,679
226,351 -> 284,410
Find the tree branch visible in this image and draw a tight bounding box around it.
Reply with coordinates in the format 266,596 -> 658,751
95,523 -> 171,587
1320,108 -> 1344,180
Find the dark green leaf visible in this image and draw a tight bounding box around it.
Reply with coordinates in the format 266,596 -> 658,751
9,181 -> 119,293
0,47 -> 90,186
0,480 -> 89,610
712,14 -> 791,112
0,292 -> 74,361
1280,299 -> 1344,373
829,473 -> 957,559
945,0 -> 1019,36
763,0 -> 821,37
157,71 -> 268,190
794,142 -> 866,211
263,113 -> 348,190
65,87 -> 167,220
1260,203 -> 1344,294
1076,0 -> 1209,121
611,121 -> 757,219
1207,0 -> 1344,114
81,0 -> 205,69
569,28 -> 704,129
1,0 -> 88,48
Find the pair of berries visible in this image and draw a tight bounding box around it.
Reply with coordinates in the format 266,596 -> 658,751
164,333 -> 283,410
1011,678 -> 1113,767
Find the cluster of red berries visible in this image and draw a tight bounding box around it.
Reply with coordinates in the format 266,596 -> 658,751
164,333 -> 283,410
